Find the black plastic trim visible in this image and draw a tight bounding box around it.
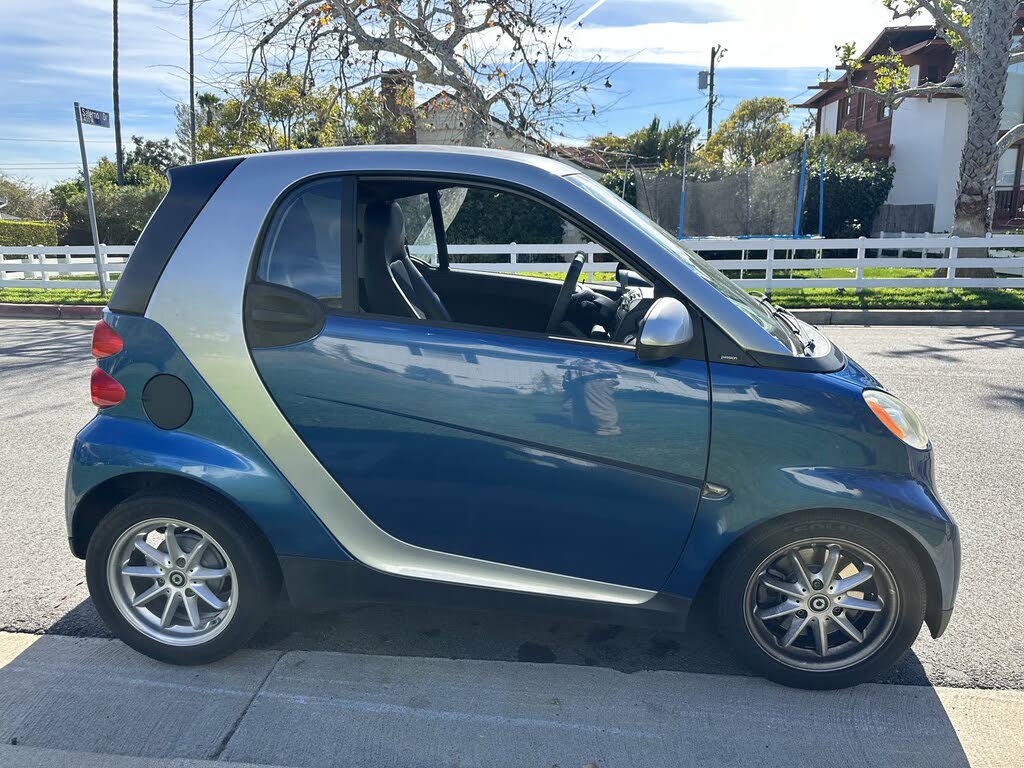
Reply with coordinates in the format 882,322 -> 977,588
278,556 -> 691,630
108,158 -> 243,316
245,281 -> 327,348
747,345 -> 846,373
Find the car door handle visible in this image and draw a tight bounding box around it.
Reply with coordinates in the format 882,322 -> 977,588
249,307 -> 314,327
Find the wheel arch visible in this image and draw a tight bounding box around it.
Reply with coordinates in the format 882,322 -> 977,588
70,470 -> 276,571
693,507 -> 945,638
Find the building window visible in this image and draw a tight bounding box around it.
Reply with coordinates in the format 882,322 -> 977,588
877,100 -> 892,121
857,94 -> 867,130
836,97 -> 849,131
920,64 -> 941,85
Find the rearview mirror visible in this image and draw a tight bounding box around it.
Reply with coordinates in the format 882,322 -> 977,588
636,298 -> 694,361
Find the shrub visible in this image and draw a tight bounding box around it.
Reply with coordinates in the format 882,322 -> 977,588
0,220 -> 58,247
446,187 -> 564,248
52,183 -> 167,246
802,160 -> 895,238
598,169 -> 637,206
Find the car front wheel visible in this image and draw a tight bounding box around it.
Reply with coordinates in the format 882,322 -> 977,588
716,514 -> 926,689
86,492 -> 279,665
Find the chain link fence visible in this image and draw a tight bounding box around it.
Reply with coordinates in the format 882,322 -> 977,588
634,151 -> 804,237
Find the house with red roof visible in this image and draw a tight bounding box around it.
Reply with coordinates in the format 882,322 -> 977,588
800,20 -> 1024,232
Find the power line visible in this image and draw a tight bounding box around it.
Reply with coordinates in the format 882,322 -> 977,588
0,137 -> 115,144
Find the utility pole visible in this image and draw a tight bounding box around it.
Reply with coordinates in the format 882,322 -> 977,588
706,45 -> 724,142
188,0 -> 197,164
112,0 -> 124,185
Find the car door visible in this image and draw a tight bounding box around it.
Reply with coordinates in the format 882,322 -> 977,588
246,176 -> 710,593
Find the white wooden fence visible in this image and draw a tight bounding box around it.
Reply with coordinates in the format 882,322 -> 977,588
0,245 -> 131,290
3,235 -> 1024,292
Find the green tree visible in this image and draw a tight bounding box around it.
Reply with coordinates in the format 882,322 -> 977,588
178,76 -> 413,160
125,135 -> 187,174
590,117 -> 700,168
700,97 -> 801,166
50,156 -> 169,245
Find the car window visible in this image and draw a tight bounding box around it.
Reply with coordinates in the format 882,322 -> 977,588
440,186 -> 606,272
396,193 -> 439,266
257,179 -> 343,307
567,173 -> 797,352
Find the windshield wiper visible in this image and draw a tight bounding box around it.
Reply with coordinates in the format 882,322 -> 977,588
751,293 -> 816,355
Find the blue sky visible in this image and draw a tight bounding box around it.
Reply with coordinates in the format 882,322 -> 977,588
0,0 -> 913,185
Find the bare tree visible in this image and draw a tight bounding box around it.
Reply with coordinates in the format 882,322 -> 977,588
238,0 -> 617,148
841,0 -> 1023,238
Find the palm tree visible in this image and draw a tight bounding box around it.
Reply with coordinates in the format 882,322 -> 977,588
112,0 -> 124,185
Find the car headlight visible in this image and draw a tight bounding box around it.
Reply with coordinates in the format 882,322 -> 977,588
862,390 -> 929,450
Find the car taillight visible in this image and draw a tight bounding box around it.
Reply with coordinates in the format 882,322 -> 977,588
91,367 -> 125,408
91,320 -> 123,358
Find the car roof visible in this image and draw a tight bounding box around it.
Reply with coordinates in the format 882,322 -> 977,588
223,145 -> 578,178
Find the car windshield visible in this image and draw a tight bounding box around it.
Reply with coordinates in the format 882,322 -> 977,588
567,173 -> 798,353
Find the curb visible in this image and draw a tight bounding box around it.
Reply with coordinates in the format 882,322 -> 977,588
0,303 -> 104,320
789,308 -> 1024,326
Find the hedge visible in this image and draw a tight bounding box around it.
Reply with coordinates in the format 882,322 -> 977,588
0,220 -> 58,247
56,185 -> 167,246
600,157 -> 895,239
801,161 -> 895,238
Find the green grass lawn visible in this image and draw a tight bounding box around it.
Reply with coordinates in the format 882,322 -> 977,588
4,269 -> 1024,311
0,287 -> 109,305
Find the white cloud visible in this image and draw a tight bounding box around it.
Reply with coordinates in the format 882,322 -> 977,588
570,0 -> 926,68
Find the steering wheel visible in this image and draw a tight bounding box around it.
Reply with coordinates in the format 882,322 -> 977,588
545,253 -> 586,334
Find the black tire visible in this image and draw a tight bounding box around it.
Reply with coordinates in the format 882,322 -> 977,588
716,512 -> 926,689
86,491 -> 280,665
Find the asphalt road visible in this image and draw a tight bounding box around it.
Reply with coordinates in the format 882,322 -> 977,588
1,319 -> 1021,690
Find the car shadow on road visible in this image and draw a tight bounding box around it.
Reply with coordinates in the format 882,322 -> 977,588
0,320 -> 94,374
875,326 -> 1024,363
248,596 -> 939,688
44,594 -> 939,686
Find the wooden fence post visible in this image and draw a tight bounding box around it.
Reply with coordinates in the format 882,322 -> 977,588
97,244 -> 108,294
855,236 -> 866,293
38,248 -> 50,283
946,236 -> 958,292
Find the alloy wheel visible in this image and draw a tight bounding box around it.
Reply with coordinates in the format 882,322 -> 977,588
742,538 -> 899,672
106,518 -> 238,646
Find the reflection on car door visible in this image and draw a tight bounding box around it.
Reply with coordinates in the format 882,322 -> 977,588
253,317 -> 710,591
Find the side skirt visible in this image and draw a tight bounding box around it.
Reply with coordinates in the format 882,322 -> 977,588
279,556 -> 692,632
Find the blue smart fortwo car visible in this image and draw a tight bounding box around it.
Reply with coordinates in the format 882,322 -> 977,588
67,146 -> 958,689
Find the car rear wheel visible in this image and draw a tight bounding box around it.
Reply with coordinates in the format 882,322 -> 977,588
716,513 -> 926,689
86,492 -> 279,665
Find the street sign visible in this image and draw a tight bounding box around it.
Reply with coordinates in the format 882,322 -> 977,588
73,101 -> 108,294
78,106 -> 110,128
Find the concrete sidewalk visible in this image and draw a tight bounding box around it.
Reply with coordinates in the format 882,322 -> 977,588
0,633 -> 1021,767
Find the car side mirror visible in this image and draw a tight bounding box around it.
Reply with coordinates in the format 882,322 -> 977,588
636,298 -> 694,361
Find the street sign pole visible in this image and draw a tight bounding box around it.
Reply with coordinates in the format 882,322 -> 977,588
74,102 -> 108,295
